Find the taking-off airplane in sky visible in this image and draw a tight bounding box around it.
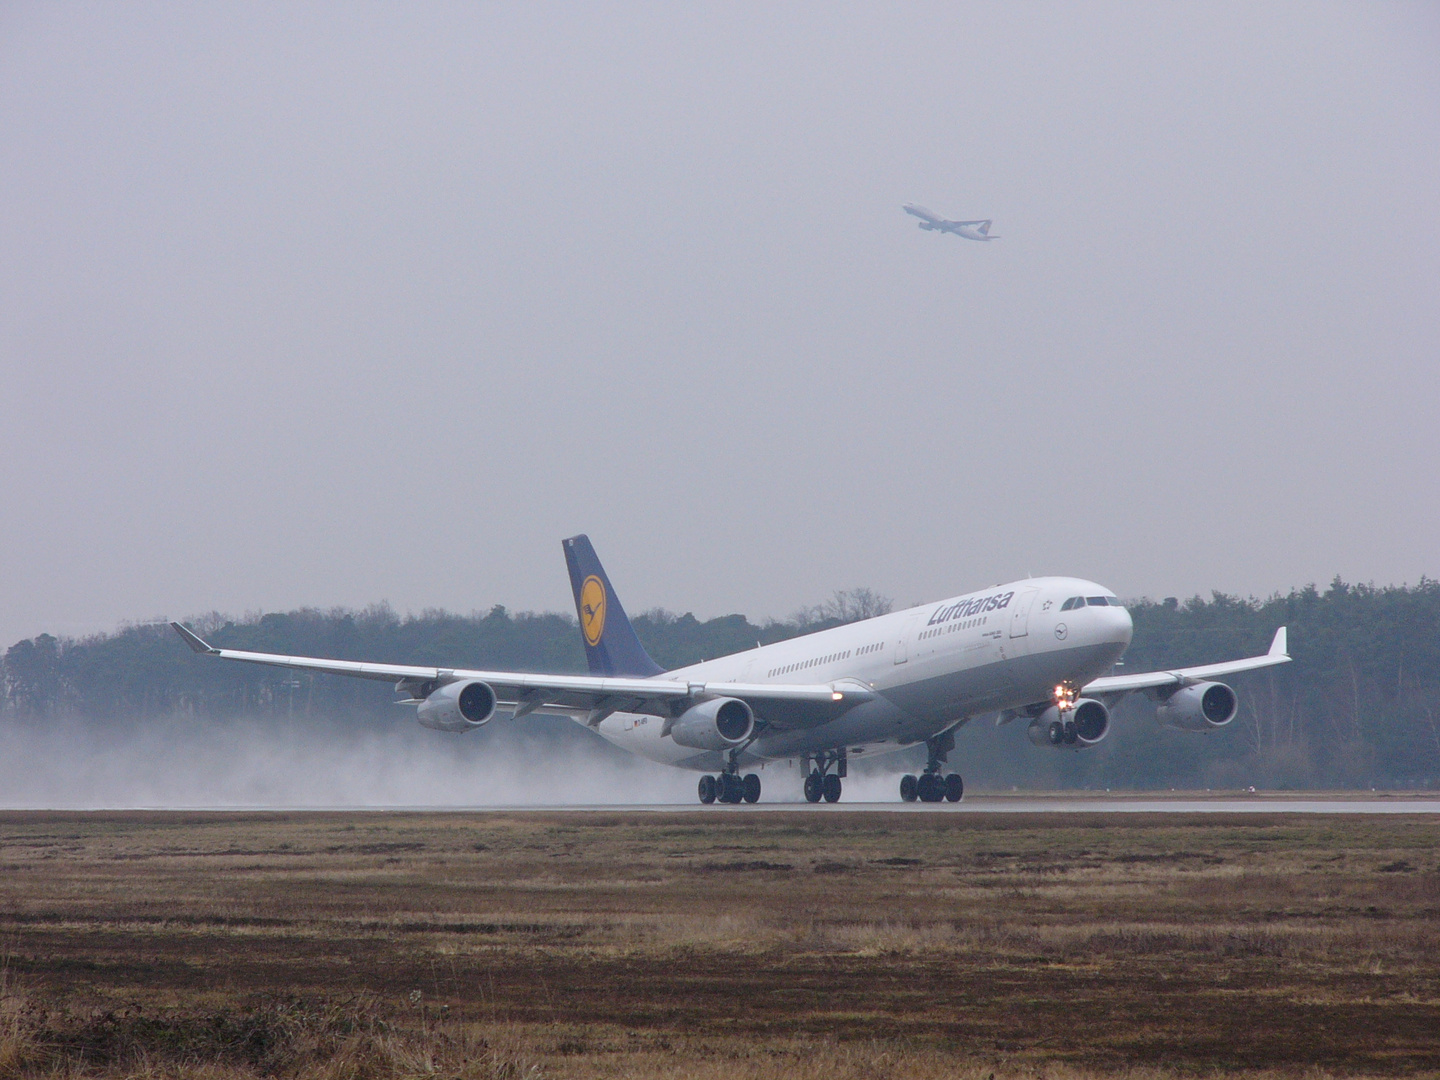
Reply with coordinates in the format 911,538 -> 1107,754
172,535 -> 1289,805
903,203 -> 999,241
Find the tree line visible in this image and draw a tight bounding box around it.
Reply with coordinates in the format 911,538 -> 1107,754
4,580 -> 1438,789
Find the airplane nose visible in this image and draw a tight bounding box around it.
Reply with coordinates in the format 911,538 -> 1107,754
1112,606 -> 1134,646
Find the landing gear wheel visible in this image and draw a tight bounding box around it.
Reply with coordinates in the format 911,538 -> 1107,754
698,775 -> 717,804
944,773 -> 964,803
899,774 -> 918,802
822,774 -> 842,803
803,771 -> 823,803
1063,721 -> 1078,746
742,773 -> 761,804
916,773 -> 942,802
724,773 -> 746,803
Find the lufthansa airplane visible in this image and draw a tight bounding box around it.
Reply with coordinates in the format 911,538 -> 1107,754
171,535 -> 1289,805
903,203 -> 999,241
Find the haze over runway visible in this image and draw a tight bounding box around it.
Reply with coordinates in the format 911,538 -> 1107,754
1,4 -> 1437,647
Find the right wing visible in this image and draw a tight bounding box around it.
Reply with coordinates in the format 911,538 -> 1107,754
1083,626 -> 1290,697
170,622 -> 871,727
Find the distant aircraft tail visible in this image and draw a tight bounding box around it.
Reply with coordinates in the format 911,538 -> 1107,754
562,535 -> 664,678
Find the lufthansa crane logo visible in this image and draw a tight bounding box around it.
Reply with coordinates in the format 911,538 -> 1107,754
580,575 -> 607,646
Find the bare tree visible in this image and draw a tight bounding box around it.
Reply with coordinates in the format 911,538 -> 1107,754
794,588 -> 893,627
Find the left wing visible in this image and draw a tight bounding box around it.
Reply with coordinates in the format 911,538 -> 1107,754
170,622 -> 870,727
1083,626 -> 1290,696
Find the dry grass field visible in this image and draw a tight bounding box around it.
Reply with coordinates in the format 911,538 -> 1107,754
0,807 -> 1437,1079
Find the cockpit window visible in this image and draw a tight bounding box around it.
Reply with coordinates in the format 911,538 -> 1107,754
1086,596 -> 1109,606
1060,596 -> 1080,611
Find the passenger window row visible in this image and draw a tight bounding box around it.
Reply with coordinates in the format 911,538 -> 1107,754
769,641 -> 887,678
768,648 -> 853,679
921,617 -> 989,640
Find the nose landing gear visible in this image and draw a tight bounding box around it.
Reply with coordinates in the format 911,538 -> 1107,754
1045,719 -> 1079,746
899,729 -> 963,803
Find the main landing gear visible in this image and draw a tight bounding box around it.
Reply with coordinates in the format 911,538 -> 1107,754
698,771 -> 760,804
900,729 -> 964,803
802,751 -> 846,804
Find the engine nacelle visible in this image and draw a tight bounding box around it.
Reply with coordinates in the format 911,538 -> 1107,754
416,680 -> 497,732
1155,681 -> 1237,731
668,697 -> 755,751
1026,698 -> 1110,749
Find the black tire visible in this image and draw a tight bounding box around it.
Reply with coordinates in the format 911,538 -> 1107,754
803,771 -> 823,803
944,773 -> 964,803
1048,721 -> 1065,745
698,775 -> 717,804
742,773 -> 761,804
822,774 -> 842,803
914,773 -> 935,802
724,774 -> 744,803
1063,721 -> 1078,745
899,774 -> 918,802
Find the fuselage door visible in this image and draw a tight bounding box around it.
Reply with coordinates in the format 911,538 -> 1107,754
1009,588 -> 1040,639
894,616 -> 919,664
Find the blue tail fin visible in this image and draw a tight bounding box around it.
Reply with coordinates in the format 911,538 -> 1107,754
562,535 -> 664,677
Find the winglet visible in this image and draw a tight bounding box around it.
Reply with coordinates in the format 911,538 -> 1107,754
1268,626 -> 1288,658
171,621 -> 219,655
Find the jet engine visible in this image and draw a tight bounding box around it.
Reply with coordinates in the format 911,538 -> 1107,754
416,680 -> 497,732
668,697 -> 755,751
1026,698 -> 1110,749
1155,682 -> 1237,731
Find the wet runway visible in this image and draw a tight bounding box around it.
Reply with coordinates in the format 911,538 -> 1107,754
115,794 -> 1440,814
459,796 -> 1440,814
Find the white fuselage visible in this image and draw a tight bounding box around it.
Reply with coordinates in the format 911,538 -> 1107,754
904,204 -> 995,241
593,576 -> 1132,770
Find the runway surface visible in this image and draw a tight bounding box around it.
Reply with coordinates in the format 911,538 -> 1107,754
485,797 -> 1440,814
448,796 -> 1440,814
39,794 -> 1439,813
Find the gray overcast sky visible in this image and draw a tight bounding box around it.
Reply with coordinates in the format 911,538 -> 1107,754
2,3 -> 1438,647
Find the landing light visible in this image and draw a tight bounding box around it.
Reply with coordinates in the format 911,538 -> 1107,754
832,691 -> 844,701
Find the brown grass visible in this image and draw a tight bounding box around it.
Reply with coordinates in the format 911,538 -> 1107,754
0,808 -> 1437,1077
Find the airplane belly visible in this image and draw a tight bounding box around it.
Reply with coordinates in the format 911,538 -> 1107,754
753,697 -> 909,758
876,628 -> 1103,724
593,712 -> 704,768
882,642 -> 1123,723
583,636 -> 1124,773
1006,640 -> 1127,698
592,711 -> 768,773
881,657 -> 1018,725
